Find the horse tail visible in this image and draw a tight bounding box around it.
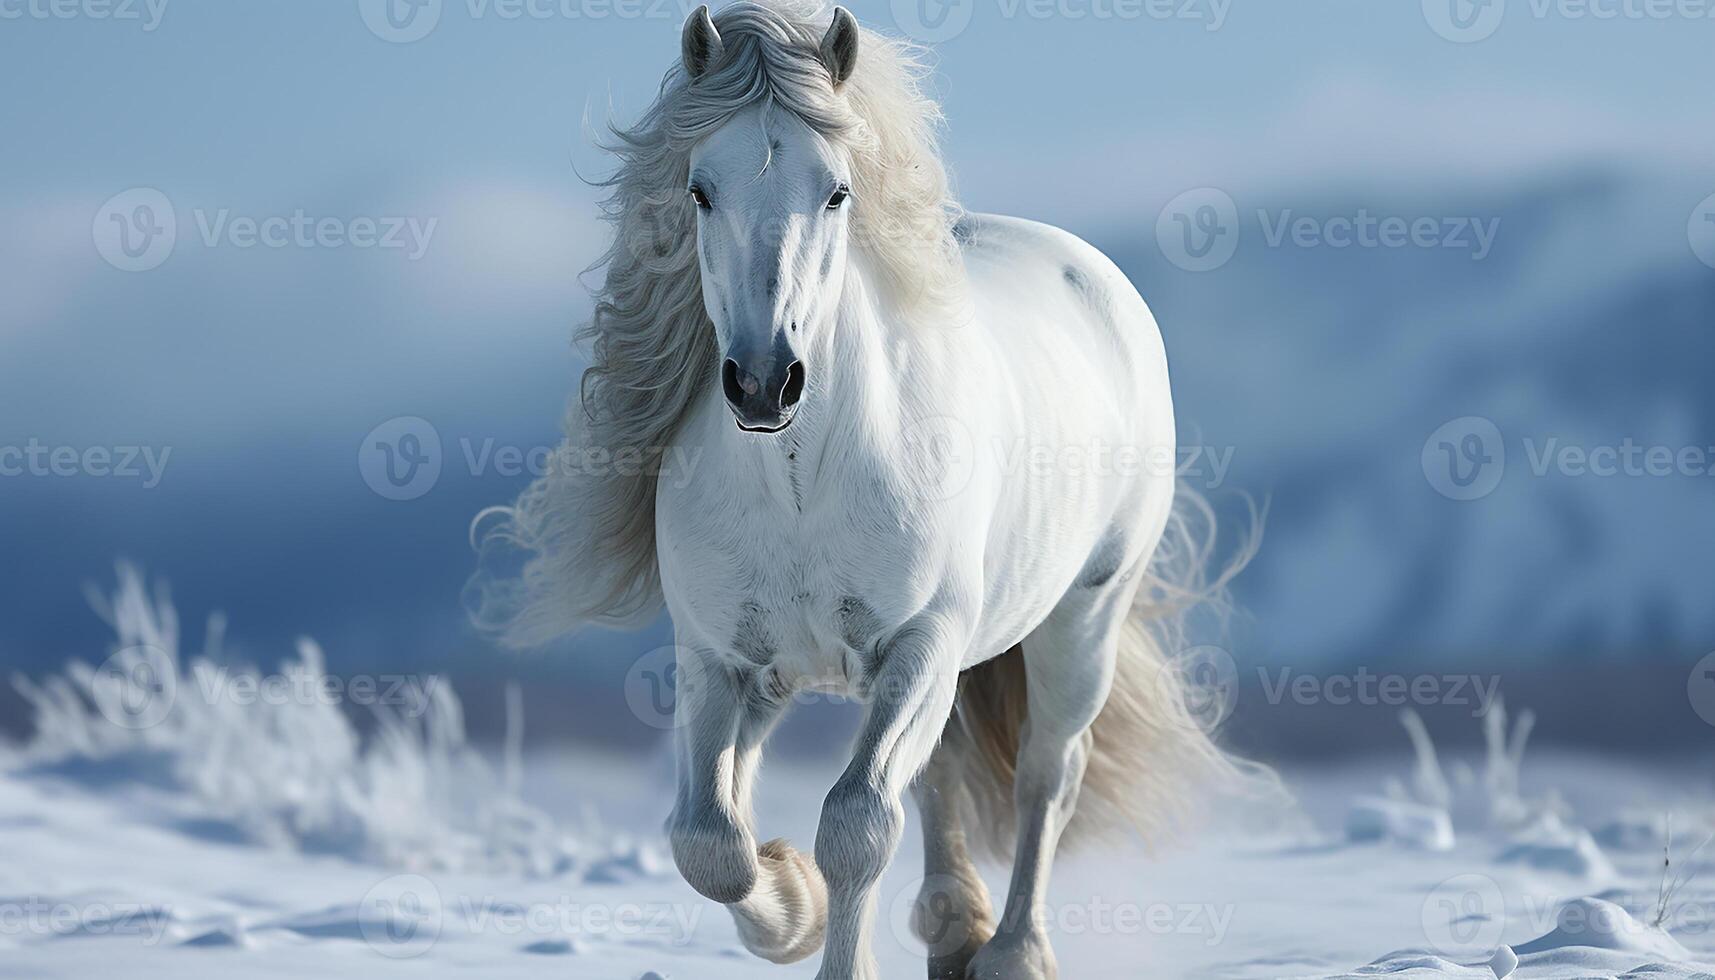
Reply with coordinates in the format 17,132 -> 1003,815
942,483 -> 1280,861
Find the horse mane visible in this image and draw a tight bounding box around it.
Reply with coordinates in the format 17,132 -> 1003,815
468,0 -> 961,644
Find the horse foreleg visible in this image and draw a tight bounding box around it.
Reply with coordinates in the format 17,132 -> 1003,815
814,618 -> 963,980
667,649 -> 827,963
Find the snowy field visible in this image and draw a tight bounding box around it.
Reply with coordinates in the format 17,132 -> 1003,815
4,575 -> 1714,979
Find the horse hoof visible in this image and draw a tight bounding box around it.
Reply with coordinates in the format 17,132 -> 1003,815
927,939 -> 985,979
964,930 -> 1058,980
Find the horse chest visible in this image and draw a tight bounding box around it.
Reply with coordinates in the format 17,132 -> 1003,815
660,456 -> 933,687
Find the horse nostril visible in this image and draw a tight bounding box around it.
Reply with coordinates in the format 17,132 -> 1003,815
722,358 -> 751,407
780,360 -> 805,409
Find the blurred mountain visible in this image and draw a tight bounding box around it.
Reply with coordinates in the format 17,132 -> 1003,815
1101,168 -> 1715,669
4,169 -> 1713,755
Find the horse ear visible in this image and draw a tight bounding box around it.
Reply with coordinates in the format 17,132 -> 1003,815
819,6 -> 859,87
681,4 -> 724,80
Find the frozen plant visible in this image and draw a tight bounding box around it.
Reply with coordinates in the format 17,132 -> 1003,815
8,565 -> 583,877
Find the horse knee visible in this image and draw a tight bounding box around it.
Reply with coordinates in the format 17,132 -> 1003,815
815,777 -> 903,890
669,804 -> 758,904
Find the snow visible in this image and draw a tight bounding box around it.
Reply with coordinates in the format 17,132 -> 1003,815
5,575 -> 1715,978
1346,797 -> 1457,851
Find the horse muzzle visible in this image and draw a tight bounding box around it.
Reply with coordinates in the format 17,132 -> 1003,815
721,346 -> 805,433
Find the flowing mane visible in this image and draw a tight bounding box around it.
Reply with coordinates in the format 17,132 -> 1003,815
470,0 -> 960,644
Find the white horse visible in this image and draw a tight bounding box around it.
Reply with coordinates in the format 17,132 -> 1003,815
473,2 -> 1257,976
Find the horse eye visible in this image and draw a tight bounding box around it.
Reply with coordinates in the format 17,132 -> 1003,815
688,185 -> 711,210
825,185 -> 850,210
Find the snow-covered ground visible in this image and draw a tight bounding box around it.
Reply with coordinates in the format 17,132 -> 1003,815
5,575 -> 1715,979
4,748 -> 1715,979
